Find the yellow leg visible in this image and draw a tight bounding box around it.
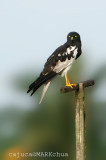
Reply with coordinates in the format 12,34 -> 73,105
65,74 -> 76,88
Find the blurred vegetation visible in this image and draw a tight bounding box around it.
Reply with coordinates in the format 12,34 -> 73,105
0,60 -> 106,160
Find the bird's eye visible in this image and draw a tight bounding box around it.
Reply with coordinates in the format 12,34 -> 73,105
69,36 -> 71,38
75,35 -> 77,37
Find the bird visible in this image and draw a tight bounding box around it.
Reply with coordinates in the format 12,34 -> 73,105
27,31 -> 82,104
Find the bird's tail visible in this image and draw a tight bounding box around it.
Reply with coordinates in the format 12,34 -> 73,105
39,81 -> 51,104
27,71 -> 56,96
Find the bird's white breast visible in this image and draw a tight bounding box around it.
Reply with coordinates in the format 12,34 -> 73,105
53,47 -> 78,76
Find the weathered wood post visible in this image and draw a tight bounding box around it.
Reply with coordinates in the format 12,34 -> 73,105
60,80 -> 95,160
75,83 -> 85,160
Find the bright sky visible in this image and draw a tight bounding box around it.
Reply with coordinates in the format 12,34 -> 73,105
0,0 -> 106,108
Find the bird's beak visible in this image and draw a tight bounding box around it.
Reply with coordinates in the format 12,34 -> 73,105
71,37 -> 73,40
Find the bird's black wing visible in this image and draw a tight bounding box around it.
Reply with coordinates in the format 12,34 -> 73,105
27,43 -> 68,95
42,42 -> 69,74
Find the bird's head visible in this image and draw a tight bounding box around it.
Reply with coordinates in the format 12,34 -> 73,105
67,32 -> 81,45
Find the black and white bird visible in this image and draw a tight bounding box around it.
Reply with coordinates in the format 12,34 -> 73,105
27,32 -> 82,104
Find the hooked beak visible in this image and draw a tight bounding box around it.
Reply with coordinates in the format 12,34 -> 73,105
71,36 -> 73,40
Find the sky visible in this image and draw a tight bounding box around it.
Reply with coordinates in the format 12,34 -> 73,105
0,0 -> 106,109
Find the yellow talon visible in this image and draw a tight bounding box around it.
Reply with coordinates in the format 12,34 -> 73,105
66,84 -> 76,88
65,74 -> 76,88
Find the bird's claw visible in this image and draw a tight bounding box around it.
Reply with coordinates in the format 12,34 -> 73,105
65,83 -> 76,88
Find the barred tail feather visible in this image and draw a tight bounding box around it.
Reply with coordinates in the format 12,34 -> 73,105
27,71 -> 56,96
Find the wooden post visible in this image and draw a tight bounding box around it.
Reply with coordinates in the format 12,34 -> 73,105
75,83 -> 85,160
60,80 -> 95,160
